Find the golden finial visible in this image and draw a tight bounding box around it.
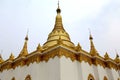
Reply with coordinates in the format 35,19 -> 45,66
18,33 -> 29,57
25,29 -> 29,41
56,0 -> 61,14
89,28 -> 93,40
104,52 -> 110,60
89,31 -> 99,56
9,53 -> 14,61
58,0 -> 59,8
76,43 -> 82,51
0,54 -> 4,63
36,43 -> 43,52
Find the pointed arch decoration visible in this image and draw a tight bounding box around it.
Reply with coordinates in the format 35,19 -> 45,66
11,77 -> 15,80
104,76 -> 108,80
25,75 -> 31,80
88,74 -> 95,80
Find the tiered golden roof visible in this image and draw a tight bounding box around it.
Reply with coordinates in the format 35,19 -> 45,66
43,3 -> 75,49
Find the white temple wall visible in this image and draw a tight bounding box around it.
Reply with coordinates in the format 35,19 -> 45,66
93,65 -> 99,80
0,57 -> 60,80
97,65 -> 108,80
80,61 -> 95,80
60,56 -> 79,80
111,68 -> 119,80
118,70 -> 120,76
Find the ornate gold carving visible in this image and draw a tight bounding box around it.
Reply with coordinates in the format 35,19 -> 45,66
114,54 -> 120,63
88,74 -> 95,80
42,46 -> 76,62
75,43 -> 82,52
36,44 -> 43,52
118,78 -> 120,80
0,46 -> 120,72
26,54 -> 41,66
92,57 -> 106,68
25,75 -> 31,80
104,52 -> 110,60
103,76 -> 108,80
77,53 -> 92,65
11,77 -> 15,80
0,54 -> 4,63
9,53 -> 14,61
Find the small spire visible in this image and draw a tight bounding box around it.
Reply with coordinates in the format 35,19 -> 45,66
36,43 -> 43,52
18,34 -> 28,57
89,32 -> 99,56
9,53 -> 14,61
0,54 -> 4,63
114,54 -> 120,63
104,52 -> 110,60
76,43 -> 82,51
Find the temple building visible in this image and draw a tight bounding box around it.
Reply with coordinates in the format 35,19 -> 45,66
0,2 -> 120,80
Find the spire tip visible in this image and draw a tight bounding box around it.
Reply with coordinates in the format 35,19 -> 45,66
56,0 -> 61,13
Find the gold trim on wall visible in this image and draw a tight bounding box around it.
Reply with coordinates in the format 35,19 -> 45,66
0,46 -> 119,72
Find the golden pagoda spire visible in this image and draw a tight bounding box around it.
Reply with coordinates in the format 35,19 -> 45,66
104,52 -> 110,60
18,34 -> 28,57
0,54 -> 4,63
114,54 -> 120,63
89,33 -> 99,56
9,53 -> 14,61
43,1 -> 75,49
53,0 -> 64,31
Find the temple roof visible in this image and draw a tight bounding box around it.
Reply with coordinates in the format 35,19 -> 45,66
43,2 -> 75,50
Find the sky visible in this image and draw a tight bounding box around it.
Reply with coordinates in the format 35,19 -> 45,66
0,0 -> 120,60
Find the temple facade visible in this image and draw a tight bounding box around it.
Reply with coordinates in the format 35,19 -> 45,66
0,3 -> 120,80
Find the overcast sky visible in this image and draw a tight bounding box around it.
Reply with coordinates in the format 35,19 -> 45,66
0,0 -> 120,60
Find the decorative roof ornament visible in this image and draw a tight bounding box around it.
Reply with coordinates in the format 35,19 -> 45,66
57,36 -> 63,45
114,54 -> 120,63
0,54 -> 4,63
89,31 -> 99,56
75,43 -> 82,52
104,52 -> 110,60
18,33 -> 28,57
9,53 -> 14,61
36,43 -> 43,52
